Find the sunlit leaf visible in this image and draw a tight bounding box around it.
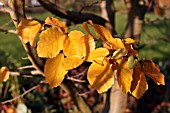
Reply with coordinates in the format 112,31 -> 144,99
45,17 -> 67,33
37,27 -> 66,58
85,48 -> 109,62
0,66 -> 9,82
117,59 -> 133,93
142,61 -> 165,85
108,38 -> 125,50
62,55 -> 84,70
16,19 -> 42,46
112,48 -> 128,59
131,66 -> 148,99
123,38 -> 137,44
44,53 -> 68,88
88,20 -> 113,42
63,30 -> 95,57
87,58 -> 114,93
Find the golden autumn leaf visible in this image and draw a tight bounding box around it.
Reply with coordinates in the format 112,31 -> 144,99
131,66 -> 148,99
63,30 -> 95,57
116,59 -> 133,93
16,19 -> 42,46
62,55 -> 84,70
87,58 -> 114,93
45,17 -> 67,33
112,48 -> 128,59
142,61 -> 165,85
107,38 -> 125,50
123,38 -> 137,44
88,20 -> 113,42
0,66 -> 9,82
82,21 -> 91,34
85,48 -> 109,62
44,53 -> 68,88
37,27 -> 66,58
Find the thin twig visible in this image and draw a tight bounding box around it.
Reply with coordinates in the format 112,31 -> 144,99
0,29 -> 16,34
17,65 -> 34,70
144,16 -> 170,25
1,84 -> 40,104
9,70 -> 43,76
79,0 -> 102,13
67,75 -> 87,83
0,20 -> 13,29
78,90 -> 94,96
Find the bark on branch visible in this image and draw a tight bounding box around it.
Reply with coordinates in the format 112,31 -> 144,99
37,0 -> 108,26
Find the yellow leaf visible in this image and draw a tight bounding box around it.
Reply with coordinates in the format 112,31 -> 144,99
16,19 -> 42,46
142,61 -> 165,85
116,59 -> 133,93
63,30 -> 95,57
88,20 -> 113,42
0,66 -> 9,82
45,17 -> 67,33
123,38 -> 137,44
131,66 -> 148,99
44,53 -> 68,88
62,55 -> 84,70
108,38 -> 125,50
85,48 -> 109,62
37,27 -> 66,58
112,48 -> 128,59
87,58 -> 114,93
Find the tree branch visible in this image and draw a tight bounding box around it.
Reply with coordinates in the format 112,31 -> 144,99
37,0 -> 108,26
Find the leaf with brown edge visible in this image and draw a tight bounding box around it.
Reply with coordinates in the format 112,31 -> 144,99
131,66 -> 148,99
116,59 -> 133,93
85,48 -> 109,62
62,55 -> 84,70
0,66 -> 9,82
88,20 -> 113,42
44,53 -> 68,88
142,61 -> 165,85
87,58 -> 114,93
45,17 -> 67,33
63,30 -> 95,57
16,19 -> 42,47
37,27 -> 66,58
82,21 -> 91,34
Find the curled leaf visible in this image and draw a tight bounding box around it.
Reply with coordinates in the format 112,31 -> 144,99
142,61 -> 165,85
44,53 -> 68,88
45,17 -> 67,33
87,58 -> 114,93
16,19 -> 42,46
0,66 -> 9,82
88,20 -> 113,42
37,27 -> 66,58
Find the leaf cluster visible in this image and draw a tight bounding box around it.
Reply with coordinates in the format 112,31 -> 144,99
14,17 -> 165,99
